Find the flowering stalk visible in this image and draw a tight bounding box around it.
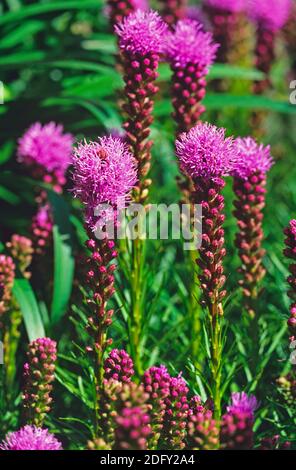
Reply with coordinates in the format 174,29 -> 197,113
283,219 -> 296,342
114,406 -> 151,450
142,365 -> 171,449
284,1 -> 296,80
158,0 -> 187,27
249,0 -> 292,135
176,123 -> 236,421
0,426 -> 62,450
6,234 -> 33,280
165,20 -> 218,362
104,348 -> 135,383
232,137 -> 274,317
31,204 -> 53,257
0,254 -> 15,320
72,136 -> 137,432
107,0 -> 148,27
22,337 -> 57,427
160,374 -> 189,449
115,10 -> 168,375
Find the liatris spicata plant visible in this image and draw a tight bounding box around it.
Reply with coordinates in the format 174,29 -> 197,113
18,122 -> 74,193
6,234 -> 33,279
142,365 -> 171,448
22,337 -> 57,427
107,0 -> 148,27
176,122 -> 236,420
203,0 -> 250,75
72,136 -> 137,418
283,0 -> 296,80
0,254 -> 15,318
115,10 -> 168,204
0,425 -> 62,450
250,0 -> 292,93
187,409 -> 219,450
114,406 -> 151,450
283,219 -> 296,340
160,373 -> 189,449
231,137 -> 274,317
104,349 -> 135,383
158,0 -> 187,27
165,19 -> 218,135
220,392 -> 257,449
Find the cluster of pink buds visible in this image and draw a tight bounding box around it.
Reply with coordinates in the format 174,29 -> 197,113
104,349 -> 135,383
284,1 -> 296,80
158,0 -> 187,27
31,204 -> 53,257
283,219 -> 296,339
187,409 -> 219,449
0,254 -> 15,318
107,0 -> 148,27
115,10 -> 168,203
160,374 -> 189,449
22,337 -> 57,427
6,234 -> 33,279
232,137 -> 274,316
142,365 -> 171,448
114,406 -> 151,450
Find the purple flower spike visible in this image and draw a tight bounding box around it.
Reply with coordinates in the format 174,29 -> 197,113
232,137 -> 274,180
72,136 -> 137,231
227,392 -> 258,419
115,10 -> 168,56
0,426 -> 62,450
114,406 -> 151,450
104,349 -> 135,383
176,122 -> 236,181
107,0 -> 148,27
204,0 -> 246,13
284,219 -> 296,339
0,255 -> 15,317
18,122 -> 74,186
165,20 -> 219,72
249,0 -> 292,31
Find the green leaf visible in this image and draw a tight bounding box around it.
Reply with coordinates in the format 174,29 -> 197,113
0,20 -> 44,48
209,64 -> 265,81
13,278 -> 45,342
0,1 -> 103,26
48,190 -> 75,326
0,51 -> 46,67
0,185 -> 20,205
204,93 -> 296,114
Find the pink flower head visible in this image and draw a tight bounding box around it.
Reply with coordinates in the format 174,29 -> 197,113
165,20 -> 219,72
0,426 -> 62,450
232,136 -> 274,179
176,122 -> 236,180
104,349 -> 135,383
142,365 -> 171,398
17,122 -> 74,175
204,0 -> 246,13
72,136 -> 137,231
115,10 -> 169,55
249,0 -> 292,31
227,392 -> 258,419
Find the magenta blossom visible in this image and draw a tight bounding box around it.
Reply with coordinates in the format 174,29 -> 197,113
104,349 -> 135,383
0,426 -> 62,450
227,392 -> 258,418
18,122 -> 74,175
204,0 -> 246,13
249,0 -> 292,31
165,20 -> 219,72
115,10 -> 169,55
72,136 -> 137,231
232,136 -> 274,180
176,122 -> 236,180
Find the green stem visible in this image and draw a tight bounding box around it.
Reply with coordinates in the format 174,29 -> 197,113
189,249 -> 203,366
209,302 -> 223,423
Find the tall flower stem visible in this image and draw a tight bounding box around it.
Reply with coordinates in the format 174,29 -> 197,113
115,11 -> 168,375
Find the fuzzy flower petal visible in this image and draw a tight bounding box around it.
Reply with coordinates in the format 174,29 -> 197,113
249,0 -> 292,31
17,122 -> 74,174
165,19 -> 219,71
115,10 -> 169,55
204,0 -> 246,13
227,392 -> 258,418
72,136 -> 137,230
176,122 -> 236,180
0,426 -> 62,450
232,136 -> 274,179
